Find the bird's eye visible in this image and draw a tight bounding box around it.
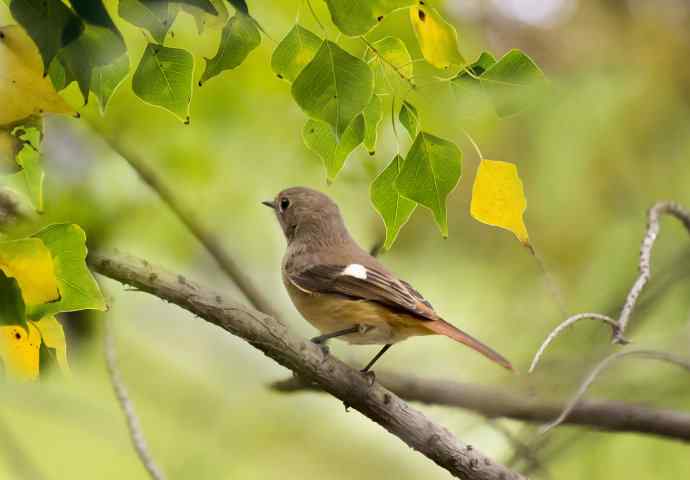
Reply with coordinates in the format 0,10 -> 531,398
279,198 -> 290,212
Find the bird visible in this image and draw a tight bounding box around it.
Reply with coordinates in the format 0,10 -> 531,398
263,187 -> 513,374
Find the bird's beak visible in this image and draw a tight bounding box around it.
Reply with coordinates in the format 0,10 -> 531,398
261,200 -> 276,209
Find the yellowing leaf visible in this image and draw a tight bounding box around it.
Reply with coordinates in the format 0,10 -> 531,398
470,159 -> 529,244
32,316 -> 69,373
0,238 -> 60,305
409,5 -> 464,70
0,323 -> 40,381
0,25 -> 75,127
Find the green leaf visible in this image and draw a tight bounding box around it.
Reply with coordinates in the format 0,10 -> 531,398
70,0 -> 121,33
0,271 -> 26,327
323,0 -> 414,36
91,53 -> 130,114
227,0 -> 248,14
11,126 -> 44,212
398,101 -> 418,139
28,224 -> 106,319
302,115 -> 364,183
9,0 -> 84,72
462,51 -> 496,78
362,94 -> 382,154
118,0 -> 178,44
371,154 -> 417,249
271,25 -> 321,83
480,49 -> 545,117
200,13 -> 261,84
395,132 -> 462,236
179,0 -> 228,34
132,43 -> 194,121
48,56 -> 73,91
57,25 -> 128,102
175,0 -> 217,14
292,41 -> 373,137
370,36 -> 413,79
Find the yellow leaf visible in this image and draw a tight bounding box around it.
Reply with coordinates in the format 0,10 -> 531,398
470,159 -> 529,244
32,316 -> 69,374
409,5 -> 464,70
0,323 -> 41,381
0,25 -> 76,127
0,238 -> 60,305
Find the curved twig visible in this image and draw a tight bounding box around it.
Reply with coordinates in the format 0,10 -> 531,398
89,251 -> 524,480
540,349 -> 690,435
104,320 -> 167,480
530,201 -> 690,372
528,313 -> 623,373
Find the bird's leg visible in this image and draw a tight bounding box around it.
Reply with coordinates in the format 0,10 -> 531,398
311,325 -> 360,354
360,344 -> 392,385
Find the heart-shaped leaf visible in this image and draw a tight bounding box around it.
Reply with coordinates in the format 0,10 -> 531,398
395,131 -> 462,236
292,40 -> 373,137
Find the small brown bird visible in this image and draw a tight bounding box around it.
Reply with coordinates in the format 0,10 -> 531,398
263,187 -> 512,373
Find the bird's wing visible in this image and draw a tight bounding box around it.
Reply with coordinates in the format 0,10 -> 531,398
288,264 -> 437,321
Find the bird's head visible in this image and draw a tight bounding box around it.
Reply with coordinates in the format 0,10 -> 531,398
262,187 -> 348,245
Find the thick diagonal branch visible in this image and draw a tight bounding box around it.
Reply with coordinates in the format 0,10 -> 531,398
271,372 -> 690,442
88,251 -> 524,480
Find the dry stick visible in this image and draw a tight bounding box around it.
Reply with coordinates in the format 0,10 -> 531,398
89,251 -> 525,480
529,201 -> 690,372
0,414 -> 46,480
91,126 -> 277,319
271,371 -> 690,442
540,349 -> 690,435
528,313 -> 622,373
104,320 -> 166,480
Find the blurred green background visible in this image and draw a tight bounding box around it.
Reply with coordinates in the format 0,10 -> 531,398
1,0 -> 690,478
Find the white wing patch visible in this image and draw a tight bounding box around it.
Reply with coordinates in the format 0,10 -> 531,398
341,263 -> 367,280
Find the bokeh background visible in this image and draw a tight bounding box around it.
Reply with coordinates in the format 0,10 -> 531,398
2,0 -> 690,478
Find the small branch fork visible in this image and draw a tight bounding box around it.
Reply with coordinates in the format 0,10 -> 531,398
89,251 -> 525,480
529,201 -> 690,373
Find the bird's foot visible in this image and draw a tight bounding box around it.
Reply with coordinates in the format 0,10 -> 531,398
360,369 -> 376,386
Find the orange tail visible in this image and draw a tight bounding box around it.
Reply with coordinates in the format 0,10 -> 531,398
424,319 -> 514,371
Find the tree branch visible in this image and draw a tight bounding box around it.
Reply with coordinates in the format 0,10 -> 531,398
104,320 -> 167,480
88,250 -> 525,480
90,125 -> 277,318
271,372 -> 690,442
530,201 -> 690,372
540,349 -> 690,435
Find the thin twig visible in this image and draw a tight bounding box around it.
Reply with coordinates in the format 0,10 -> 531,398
540,349 -> 690,435
271,370 -> 690,442
529,201 -> 690,372
89,251 -> 525,480
529,313 -> 623,373
104,320 -> 166,480
88,123 -> 277,319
